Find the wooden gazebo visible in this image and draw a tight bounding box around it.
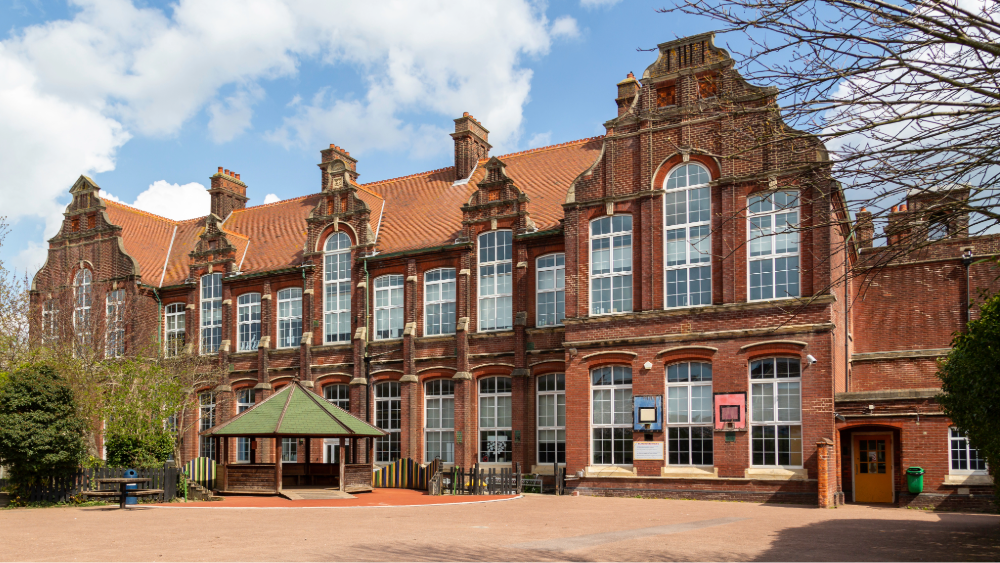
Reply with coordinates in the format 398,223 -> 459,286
201,380 -> 385,495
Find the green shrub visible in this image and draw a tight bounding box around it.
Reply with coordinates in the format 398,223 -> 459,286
104,432 -> 174,469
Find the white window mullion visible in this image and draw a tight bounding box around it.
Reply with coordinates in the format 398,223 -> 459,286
536,254 -> 565,327
590,216 -> 633,315
200,273 -> 222,355
424,268 -> 457,336
478,231 -> 513,331
375,275 -> 404,340
237,293 -> 261,352
164,303 -> 185,357
277,288 -> 302,348
664,164 -> 712,309
479,377 -> 513,463
324,233 -> 352,344
749,191 -> 800,301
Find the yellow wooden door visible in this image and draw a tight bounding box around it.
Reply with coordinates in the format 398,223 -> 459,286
854,435 -> 893,503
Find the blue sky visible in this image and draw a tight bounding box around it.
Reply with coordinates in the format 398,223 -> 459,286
0,0 -> 748,275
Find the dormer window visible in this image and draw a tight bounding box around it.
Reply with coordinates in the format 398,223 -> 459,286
657,85 -> 676,107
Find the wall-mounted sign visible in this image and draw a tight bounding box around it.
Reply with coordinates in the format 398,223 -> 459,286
714,392 -> 747,431
634,441 -> 664,460
633,395 -> 663,431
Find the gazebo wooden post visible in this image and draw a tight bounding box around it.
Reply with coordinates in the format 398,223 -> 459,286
305,437 -> 311,485
274,437 -> 282,493
338,444 -> 346,492
220,436 -> 229,492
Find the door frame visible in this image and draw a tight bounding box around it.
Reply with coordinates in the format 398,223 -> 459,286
852,431 -> 895,504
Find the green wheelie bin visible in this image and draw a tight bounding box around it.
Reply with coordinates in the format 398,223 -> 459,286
906,466 -> 925,494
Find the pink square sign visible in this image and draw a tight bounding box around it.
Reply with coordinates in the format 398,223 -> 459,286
714,393 -> 746,430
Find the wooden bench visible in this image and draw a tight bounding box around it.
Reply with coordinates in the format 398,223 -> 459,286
81,489 -> 165,499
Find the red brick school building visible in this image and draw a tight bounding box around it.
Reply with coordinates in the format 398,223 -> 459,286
29,34 -> 998,509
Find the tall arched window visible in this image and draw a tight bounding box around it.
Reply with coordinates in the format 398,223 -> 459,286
478,230 -> 513,331
479,376 -> 513,463
424,268 -> 456,336
324,232 -> 352,344
374,275 -> 404,340
164,303 -> 185,357
237,293 -> 261,351
591,366 -> 632,465
748,191 -> 800,301
374,381 -> 401,463
200,273 -> 222,354
536,254 -> 565,327
664,164 -> 712,308
590,216 -> 632,315
666,362 -> 713,466
750,357 -> 802,467
277,288 -> 302,348
425,379 -> 455,463
105,289 -> 126,358
73,269 -> 92,353
537,373 -> 566,464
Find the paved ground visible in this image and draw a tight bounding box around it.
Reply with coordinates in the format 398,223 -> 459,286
1,493 -> 998,562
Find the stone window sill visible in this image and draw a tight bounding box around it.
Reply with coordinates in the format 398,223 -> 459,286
745,467 -> 808,480
530,464 -> 566,476
944,474 -> 992,486
661,466 -> 718,479
583,465 -> 636,478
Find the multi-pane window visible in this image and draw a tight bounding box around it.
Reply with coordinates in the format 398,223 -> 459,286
425,380 -> 455,463
164,303 -> 185,357
105,289 -> 126,358
950,428 -> 988,473
281,438 -> 298,462
74,269 -> 92,352
748,191 -> 800,301
537,254 -> 565,327
324,384 -> 350,411
324,232 -> 352,344
666,362 -> 713,465
750,358 -> 802,467
537,373 -> 566,464
237,293 -> 261,352
590,216 -> 633,315
424,269 -> 456,336
374,381 -> 401,463
374,275 -> 404,340
236,389 -> 255,462
42,300 -> 58,343
664,164 -> 712,308
479,377 -> 512,463
591,366 -> 633,465
200,273 -> 222,354
478,231 -> 513,331
277,288 -> 302,348
199,392 -> 216,460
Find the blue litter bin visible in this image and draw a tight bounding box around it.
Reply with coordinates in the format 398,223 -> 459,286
124,469 -> 138,506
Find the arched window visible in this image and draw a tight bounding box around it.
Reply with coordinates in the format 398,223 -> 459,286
73,269 -> 92,353
237,293 -> 261,352
277,288 -> 302,348
536,254 -> 565,327
666,362 -> 713,466
479,376 -> 512,463
424,268 -> 456,336
324,232 -> 352,344
749,358 -> 802,467
664,164 -> 712,308
164,303 -> 185,357
374,381 -> 401,463
748,191 -> 800,301
105,289 -> 126,358
425,379 -> 455,463
591,366 -> 632,465
537,373 -> 565,464
324,384 -> 350,411
590,216 -> 632,315
478,230 -> 513,331
200,273 -> 222,354
374,275 -> 404,340
199,391 -> 216,459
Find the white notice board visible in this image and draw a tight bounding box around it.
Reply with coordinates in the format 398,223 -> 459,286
633,441 -> 664,461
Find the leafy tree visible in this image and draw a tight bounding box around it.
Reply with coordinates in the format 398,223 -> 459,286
938,290 -> 1000,509
0,363 -> 86,496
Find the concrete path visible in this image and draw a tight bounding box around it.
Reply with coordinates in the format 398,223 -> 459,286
1,494 -> 997,561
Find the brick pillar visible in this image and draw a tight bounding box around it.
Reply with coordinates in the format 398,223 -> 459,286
453,316 -> 473,467
214,384 -> 235,464
351,325 -> 369,463
400,375 -> 419,460
817,438 -> 834,508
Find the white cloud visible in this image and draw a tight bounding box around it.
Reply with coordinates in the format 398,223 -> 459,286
262,193 -> 281,204
104,180 -> 210,221
580,0 -> 622,8
527,132 -> 552,149
208,84 -> 265,143
550,16 -> 580,39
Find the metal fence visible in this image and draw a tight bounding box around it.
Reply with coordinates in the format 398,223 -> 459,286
9,466 -> 179,504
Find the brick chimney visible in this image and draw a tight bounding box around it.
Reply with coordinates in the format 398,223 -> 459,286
209,167 -> 249,218
616,72 -> 640,116
854,208 -> 874,249
452,113 -> 491,182
319,143 -> 360,191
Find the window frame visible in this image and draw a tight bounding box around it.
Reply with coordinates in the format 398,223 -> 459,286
589,215 -> 633,316
424,268 -> 457,336
749,357 -> 803,468
276,287 -> 303,349
198,391 -> 216,459
665,362 -> 714,466
536,254 -> 566,327
537,373 -> 566,465
281,438 -> 298,462
590,366 -> 634,466
73,269 -> 93,353
747,191 -> 801,302
373,381 -> 401,463
323,232 -> 352,344
42,299 -> 58,343
424,379 -> 455,463
374,274 -> 404,340
200,273 -> 222,355
236,293 -> 261,352
324,384 -> 350,411
949,427 -> 988,475
236,388 -> 255,463
164,303 -> 185,357
479,376 -> 513,464
477,230 -> 513,332
663,164 -> 713,309
105,288 -> 126,358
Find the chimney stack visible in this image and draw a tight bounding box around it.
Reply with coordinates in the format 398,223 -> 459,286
452,112 -> 491,182
855,207 -> 874,249
616,72 -> 641,116
208,167 -> 249,218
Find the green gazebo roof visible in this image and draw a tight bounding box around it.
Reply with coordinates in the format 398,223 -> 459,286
203,380 -> 385,438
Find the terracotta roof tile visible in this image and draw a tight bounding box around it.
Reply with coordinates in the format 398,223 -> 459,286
225,195 -> 322,275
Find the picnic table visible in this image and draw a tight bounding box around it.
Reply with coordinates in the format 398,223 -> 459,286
84,478 -> 163,509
